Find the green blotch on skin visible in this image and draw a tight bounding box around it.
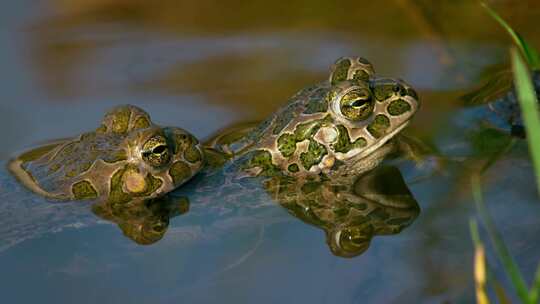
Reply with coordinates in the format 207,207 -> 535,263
373,83 -> 395,102
111,107 -> 131,134
367,114 -> 391,138
287,163 -> 299,173
173,133 -> 199,154
332,125 -> 367,153
133,117 -> 151,130
331,58 -> 351,85
245,150 -> 280,176
171,132 -> 201,163
353,70 -> 370,82
72,180 -> 98,200
173,133 -> 190,154
294,115 -> 332,141
294,121 -> 320,141
387,99 -> 411,116
277,115 -> 332,158
109,166 -> 132,205
184,146 -> 202,163
300,140 -> 327,170
277,133 -> 297,157
140,174 -> 163,196
169,161 -> 192,185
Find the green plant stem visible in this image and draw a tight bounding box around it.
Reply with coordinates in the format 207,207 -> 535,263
511,48 -> 540,195
481,1 -> 540,69
471,174 -> 531,303
529,263 -> 540,303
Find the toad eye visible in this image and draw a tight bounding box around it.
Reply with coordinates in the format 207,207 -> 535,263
142,135 -> 171,167
339,89 -> 374,121
337,227 -> 371,255
151,220 -> 167,233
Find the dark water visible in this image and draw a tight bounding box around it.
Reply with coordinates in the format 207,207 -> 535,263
1,1 -> 540,303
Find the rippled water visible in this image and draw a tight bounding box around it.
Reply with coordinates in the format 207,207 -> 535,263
1,1 -> 540,303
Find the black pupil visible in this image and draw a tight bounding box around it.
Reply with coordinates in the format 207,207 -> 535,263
351,98 -> 368,107
152,145 -> 167,154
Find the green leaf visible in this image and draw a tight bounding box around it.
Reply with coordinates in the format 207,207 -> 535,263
530,263 -> 540,303
511,48 -> 540,194
481,1 -> 540,70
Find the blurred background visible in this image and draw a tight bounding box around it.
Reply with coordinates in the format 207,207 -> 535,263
1,0 -> 539,158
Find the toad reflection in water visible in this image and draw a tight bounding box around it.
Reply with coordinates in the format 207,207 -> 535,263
263,165 -> 420,258
99,165 -> 419,258
91,196 -> 190,245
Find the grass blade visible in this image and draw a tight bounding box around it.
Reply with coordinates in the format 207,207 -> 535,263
529,263 -> 540,303
511,48 -> 540,194
471,174 -> 531,302
470,219 -> 490,304
481,1 -> 540,69
493,281 -> 512,304
475,244 -> 490,304
470,219 -> 513,304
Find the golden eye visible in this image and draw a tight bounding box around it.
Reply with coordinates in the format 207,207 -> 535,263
142,135 -> 171,167
337,227 -> 371,255
339,89 -> 374,121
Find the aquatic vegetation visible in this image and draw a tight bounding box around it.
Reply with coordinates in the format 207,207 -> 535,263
481,1 -> 540,70
511,50 -> 540,192
469,3 -> 540,304
470,176 -> 539,304
482,0 -> 540,189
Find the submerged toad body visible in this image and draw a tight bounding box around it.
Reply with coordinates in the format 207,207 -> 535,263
209,56 -> 421,177
8,105 -> 204,203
